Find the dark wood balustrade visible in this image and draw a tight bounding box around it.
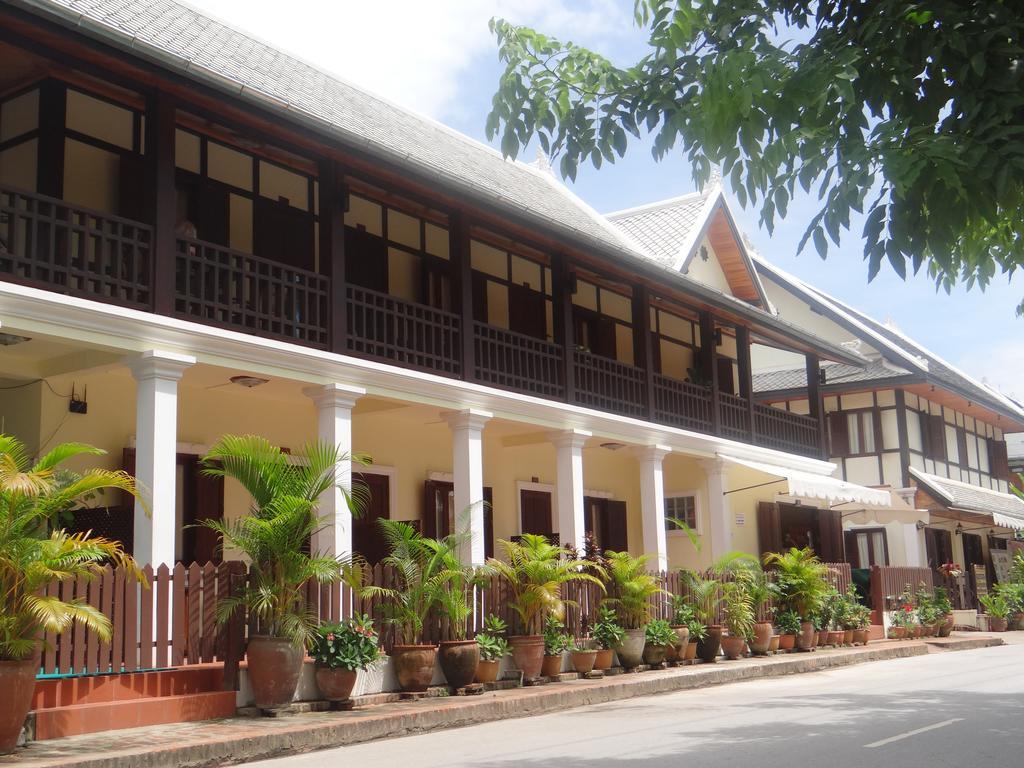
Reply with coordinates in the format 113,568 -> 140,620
0,185 -> 151,309
175,237 -> 329,347
719,391 -> 752,442
754,403 -> 820,457
652,373 -> 714,433
572,350 -> 647,419
474,322 -> 564,398
346,285 -> 461,376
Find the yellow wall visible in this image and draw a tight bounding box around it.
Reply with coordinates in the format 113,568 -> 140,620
0,380 -> 42,455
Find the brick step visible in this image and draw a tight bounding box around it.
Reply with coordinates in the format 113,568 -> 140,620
34,665 -> 225,709
32,690 -> 237,740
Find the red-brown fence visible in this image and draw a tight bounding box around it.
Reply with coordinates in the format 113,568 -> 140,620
868,565 -> 934,613
42,560 -> 854,684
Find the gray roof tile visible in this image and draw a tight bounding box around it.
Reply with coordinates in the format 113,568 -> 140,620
754,358 -> 913,394
607,194 -> 708,268
910,467 -> 1024,521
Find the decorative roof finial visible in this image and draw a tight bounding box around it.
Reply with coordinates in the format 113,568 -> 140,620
534,146 -> 552,174
701,162 -> 722,193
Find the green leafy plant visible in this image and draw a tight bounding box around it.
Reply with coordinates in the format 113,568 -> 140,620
591,604 -> 626,650
475,615 -> 510,662
602,550 -> 666,629
841,586 -> 864,630
200,435 -> 367,646
722,577 -> 755,641
681,570 -> 721,628
932,586 -> 954,616
487,534 -> 603,635
309,614 -> 380,671
763,547 -> 829,621
776,610 -> 801,636
994,582 -> 1024,615
543,615 -> 571,655
980,593 -> 1010,620
0,436 -> 143,661
644,618 -> 677,647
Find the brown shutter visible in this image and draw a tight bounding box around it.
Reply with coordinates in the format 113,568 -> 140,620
756,501 -> 783,557
189,463 -> 224,565
483,487 -> 494,560
520,490 -> 553,537
716,357 -> 735,396
844,531 -> 860,569
827,412 -> 848,457
927,415 -> 946,461
603,500 -> 628,553
816,509 -> 844,563
989,439 -> 1010,479
956,427 -> 969,467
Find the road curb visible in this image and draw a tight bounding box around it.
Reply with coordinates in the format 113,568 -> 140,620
6,640 -> 992,768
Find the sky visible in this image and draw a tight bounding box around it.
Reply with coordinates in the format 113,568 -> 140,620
189,0 -> 1024,400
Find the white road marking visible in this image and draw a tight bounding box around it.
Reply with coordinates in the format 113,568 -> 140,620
864,718 -> 964,748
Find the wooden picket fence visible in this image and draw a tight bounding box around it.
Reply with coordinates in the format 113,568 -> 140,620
868,565 -> 934,613
41,560 -> 853,686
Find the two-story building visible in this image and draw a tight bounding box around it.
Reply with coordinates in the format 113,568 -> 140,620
0,0 -> 894,576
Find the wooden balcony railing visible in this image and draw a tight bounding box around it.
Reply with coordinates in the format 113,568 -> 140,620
346,285 -> 461,376
474,322 -> 564,398
175,237 -> 329,347
0,185 -> 152,309
572,350 -> 647,419
652,373 -> 714,433
754,403 -> 820,457
719,391 -> 752,442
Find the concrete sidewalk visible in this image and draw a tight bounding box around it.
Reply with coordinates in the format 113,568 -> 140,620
2,635 -> 1005,768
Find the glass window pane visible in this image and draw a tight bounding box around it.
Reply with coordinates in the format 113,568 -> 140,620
871,532 -> 887,566
847,413 -> 861,454
856,533 -> 870,567
862,414 -> 876,453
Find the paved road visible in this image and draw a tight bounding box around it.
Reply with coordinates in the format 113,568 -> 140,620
246,644 -> 1024,768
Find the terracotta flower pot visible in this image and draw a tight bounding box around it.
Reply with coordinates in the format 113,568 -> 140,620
616,627 -> 647,669
852,629 -> 869,646
843,629 -> 855,646
684,641 -> 698,661
392,644 -> 437,692
989,616 -> 1008,632
828,630 -> 844,646
939,613 -> 955,637
749,621 -> 773,655
797,621 -> 816,650
668,625 -> 690,661
0,658 -> 37,754
894,626 -> 907,639
509,635 -> 545,680
817,629 -> 829,646
768,635 -> 780,654
439,640 -> 480,690
594,648 -> 615,670
1012,612 -> 1024,631
541,654 -> 563,677
475,658 -> 501,684
698,625 -> 724,663
570,649 -> 598,675
778,633 -> 796,651
720,634 -> 746,660
246,636 -> 305,710
642,642 -> 668,666
315,666 -> 358,702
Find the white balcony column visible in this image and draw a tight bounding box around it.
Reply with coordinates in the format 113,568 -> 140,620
304,383 -> 365,559
700,458 -> 732,560
128,350 -> 195,567
638,445 -> 672,570
550,429 -> 591,553
442,409 -> 492,565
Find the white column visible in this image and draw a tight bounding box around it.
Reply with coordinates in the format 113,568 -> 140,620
903,523 -> 925,567
638,445 -> 671,570
128,350 -> 194,567
442,409 -> 491,565
304,383 -> 365,559
700,458 -> 732,560
550,429 -> 590,553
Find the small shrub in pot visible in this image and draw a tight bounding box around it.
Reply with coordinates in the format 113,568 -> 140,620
310,614 -> 380,703
475,615 -> 510,684
591,605 -> 625,670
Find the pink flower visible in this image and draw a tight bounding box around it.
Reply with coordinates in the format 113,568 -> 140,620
326,633 -> 335,642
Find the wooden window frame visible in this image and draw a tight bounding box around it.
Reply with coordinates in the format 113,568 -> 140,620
664,491 -> 701,536
830,408 -> 879,458
844,526 -> 890,568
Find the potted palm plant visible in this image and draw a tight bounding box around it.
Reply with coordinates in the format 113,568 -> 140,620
763,547 -> 828,651
200,435 -> 365,710
591,604 -> 625,670
603,551 -> 665,669
776,609 -> 800,650
474,615 -> 509,684
487,535 -> 602,681
0,436 -> 142,753
745,566 -> 777,655
364,519 -> 455,692
720,576 -> 755,660
683,570 -> 724,662
980,594 -> 1010,631
310,614 -> 380,704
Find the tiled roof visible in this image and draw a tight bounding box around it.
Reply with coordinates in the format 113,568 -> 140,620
606,193 -> 709,268
753,358 -> 913,394
23,0 -> 647,263
910,467 -> 1024,522
753,257 -> 1024,425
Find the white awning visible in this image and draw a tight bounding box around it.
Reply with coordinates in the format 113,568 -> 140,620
991,512 -> 1024,531
720,455 -> 892,507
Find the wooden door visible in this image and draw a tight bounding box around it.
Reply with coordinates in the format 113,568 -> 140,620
583,497 -> 628,553
520,489 -> 554,538
422,481 -> 493,559
757,501 -> 783,557
925,527 -> 953,569
182,457 -> 224,564
508,283 -> 547,340
345,227 -> 388,292
816,508 -> 845,563
352,472 -> 390,565
962,532 -> 985,575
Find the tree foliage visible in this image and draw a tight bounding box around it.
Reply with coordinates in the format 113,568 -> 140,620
488,1 -> 1024,309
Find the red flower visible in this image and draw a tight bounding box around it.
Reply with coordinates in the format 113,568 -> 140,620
326,633 -> 335,642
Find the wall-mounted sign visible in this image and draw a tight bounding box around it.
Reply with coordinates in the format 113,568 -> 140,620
735,513 -> 746,527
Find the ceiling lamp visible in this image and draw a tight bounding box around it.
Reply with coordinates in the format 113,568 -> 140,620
600,442 -> 626,451
0,333 -> 31,346
229,374 -> 269,388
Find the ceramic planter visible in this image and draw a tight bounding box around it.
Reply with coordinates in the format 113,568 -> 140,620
843,629 -> 855,646
778,633 -> 796,651
392,644 -> 437,692
720,634 -> 746,660
616,627 -> 647,669
439,640 -> 480,690
852,629 -> 870,646
828,630 -> 844,646
509,635 -> 545,680
817,629 -> 829,646
938,613 -> 955,637
475,658 -> 501,684
541,654 -> 563,678
768,634 -> 780,653
0,658 -> 37,754
593,648 -> 615,670
684,641 -> 698,661
246,636 -> 305,710
315,667 -> 357,702
698,625 -> 724,662
642,642 -> 668,666
749,622 -> 773,655
669,625 -> 690,660
570,649 -> 598,675
989,616 -> 1009,632
797,621 -> 816,650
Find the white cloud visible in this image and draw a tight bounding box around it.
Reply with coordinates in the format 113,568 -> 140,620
956,342 -> 1024,403
184,0 -> 632,121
